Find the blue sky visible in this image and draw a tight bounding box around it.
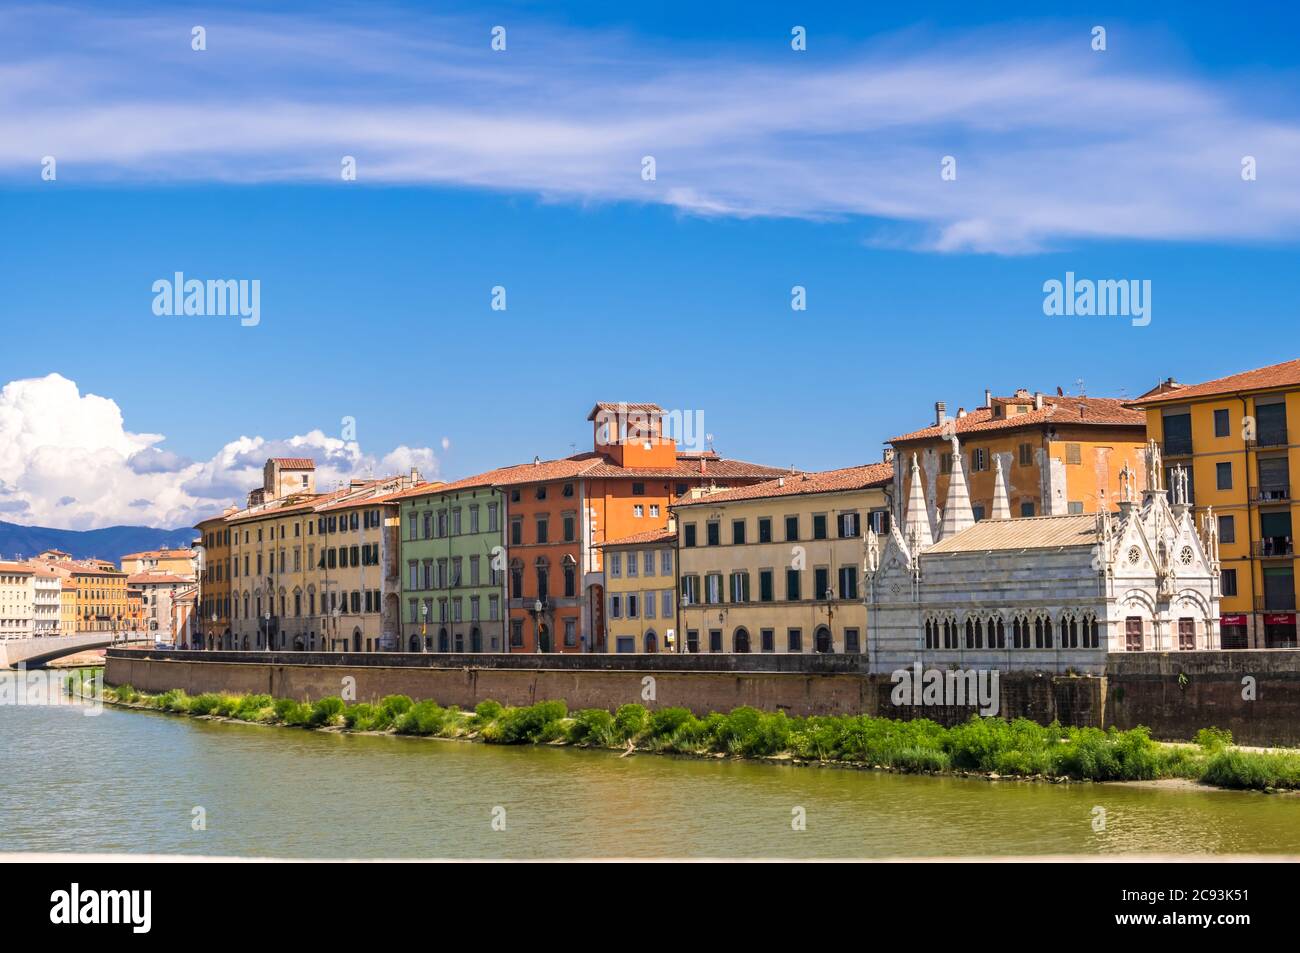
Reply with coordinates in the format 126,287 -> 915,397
2,1 -> 1299,528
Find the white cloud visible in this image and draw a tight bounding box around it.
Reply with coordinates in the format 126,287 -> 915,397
0,373 -> 439,530
1,8 -> 1298,252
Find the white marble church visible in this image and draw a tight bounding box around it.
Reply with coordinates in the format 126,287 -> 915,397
864,439 -> 1221,674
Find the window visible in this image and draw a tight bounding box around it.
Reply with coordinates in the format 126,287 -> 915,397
758,569 -> 774,602
1214,408 -> 1230,438
972,504 -> 986,521
643,551 -> 656,577
758,518 -> 772,543
487,503 -> 499,532
705,573 -> 722,604
609,553 -> 622,578
1178,618 -> 1195,651
535,517 -> 548,544
535,486 -> 546,500
732,520 -> 746,545
784,515 -> 799,541
1065,443 -> 1081,465
972,448 -> 988,471
633,505 -> 644,518
660,550 -> 672,575
616,636 -> 634,653
787,628 -> 802,652
661,590 -> 673,618
709,630 -> 723,652
838,512 -> 860,538
681,575 -> 699,605
706,522 -> 720,546
761,628 -> 775,652
510,519 -> 522,546
563,483 -> 574,498
844,628 -> 860,653
785,568 -> 801,601
627,594 -> 639,618
564,620 -> 576,647
684,524 -> 697,547
510,620 -> 523,647
1256,399 -> 1289,447
812,514 -> 827,540
1221,568 -> 1238,596
729,571 -> 750,603
838,566 -> 858,600
1067,501 -> 1084,514
814,567 -> 830,601
686,629 -> 699,652
649,505 -> 659,518
1216,461 -> 1232,491
1162,411 -> 1193,456
1020,501 -> 1036,517
1218,514 -> 1235,544
627,552 -> 638,577
645,590 -> 656,618
1018,443 -> 1033,467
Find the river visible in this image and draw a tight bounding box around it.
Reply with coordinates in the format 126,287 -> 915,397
1,699 -> 1297,858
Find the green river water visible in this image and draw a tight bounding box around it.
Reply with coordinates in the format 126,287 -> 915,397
1,699 -> 1297,858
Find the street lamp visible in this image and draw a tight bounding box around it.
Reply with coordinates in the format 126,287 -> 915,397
820,586 -> 836,654
420,602 -> 428,652
532,599 -> 544,653
332,605 -> 341,652
209,611 -> 216,652
263,611 -> 271,652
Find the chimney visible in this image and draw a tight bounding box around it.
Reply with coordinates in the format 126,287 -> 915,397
934,401 -> 947,427
1033,392 -> 1044,410
777,477 -> 785,487
984,388 -> 992,408
883,447 -> 895,463
667,516 -> 677,533
409,466 -> 419,485
957,407 -> 967,418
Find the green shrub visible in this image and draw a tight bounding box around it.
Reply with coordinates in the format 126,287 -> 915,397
473,700 -> 504,725
113,684 -> 138,704
379,695 -> 414,718
343,702 -> 378,730
158,689 -> 191,713
396,700 -> 449,736
235,694 -> 273,721
486,700 -> 568,744
648,707 -> 693,739
1195,727 -> 1233,752
190,693 -> 223,716
568,709 -> 616,746
611,704 -> 650,743
309,696 -> 345,727
1202,750 -> 1300,790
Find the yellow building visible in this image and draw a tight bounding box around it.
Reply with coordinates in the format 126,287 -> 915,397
672,463 -> 893,654
60,580 -> 77,634
599,527 -> 677,653
308,491 -> 404,653
71,564 -> 130,633
1129,359 -> 1300,648
890,389 -> 1147,521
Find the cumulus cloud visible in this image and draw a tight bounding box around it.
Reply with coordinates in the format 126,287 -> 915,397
0,373 -> 439,530
1,7 -> 1298,251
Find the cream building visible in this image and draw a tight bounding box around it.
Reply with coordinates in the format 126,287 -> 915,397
31,567 -> 62,636
600,527 -> 677,653
222,459 -> 416,653
0,563 -> 35,639
119,549 -> 197,576
672,463 -> 894,654
129,572 -> 196,639
866,441 -> 1221,675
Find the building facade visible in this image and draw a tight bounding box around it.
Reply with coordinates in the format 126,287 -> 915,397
195,511 -> 234,650
599,527 -> 677,653
0,563 -> 35,638
129,573 -> 196,638
309,492 -> 403,653
31,566 -> 61,636
1129,359 -> 1300,648
674,463 -> 893,655
389,477 -> 505,653
120,548 -> 197,576
890,388 -> 1147,527
866,441 -> 1221,675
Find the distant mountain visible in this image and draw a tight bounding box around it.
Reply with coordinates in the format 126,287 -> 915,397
0,520 -> 196,564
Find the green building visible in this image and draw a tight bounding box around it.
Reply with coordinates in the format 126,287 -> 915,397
391,475 -> 507,652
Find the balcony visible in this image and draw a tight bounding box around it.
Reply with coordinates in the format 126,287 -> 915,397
1252,428 -> 1290,448
1253,538 -> 1295,558
1160,438 -> 1193,458
1256,486 -> 1291,503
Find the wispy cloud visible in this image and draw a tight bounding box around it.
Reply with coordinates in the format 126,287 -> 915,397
3,5 -> 1299,251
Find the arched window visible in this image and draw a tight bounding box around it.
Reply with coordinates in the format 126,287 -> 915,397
644,630 -> 658,654
1088,615 -> 1101,648
1034,616 -> 1045,649
815,626 -> 833,653
733,627 -> 751,653
965,618 -> 975,649
992,617 -> 1006,649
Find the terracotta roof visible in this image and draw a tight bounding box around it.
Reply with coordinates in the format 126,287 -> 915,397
890,396 -> 1143,443
926,514 -> 1098,554
597,527 -> 677,548
120,548 -> 193,560
673,462 -> 894,508
270,457 -> 316,469
0,561 -> 35,574
586,402 -> 666,420
1126,359 -> 1300,406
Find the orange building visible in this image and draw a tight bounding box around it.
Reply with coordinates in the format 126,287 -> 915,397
890,388 -> 1148,526
462,403 -> 786,652
195,511 -> 235,649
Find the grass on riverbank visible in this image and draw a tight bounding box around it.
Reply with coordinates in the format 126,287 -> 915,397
90,675 -> 1300,791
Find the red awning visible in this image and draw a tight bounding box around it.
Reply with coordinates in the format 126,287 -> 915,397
1220,614 -> 1248,626
1264,614 -> 1296,626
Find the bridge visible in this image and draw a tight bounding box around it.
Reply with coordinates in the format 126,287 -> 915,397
0,634 -> 154,669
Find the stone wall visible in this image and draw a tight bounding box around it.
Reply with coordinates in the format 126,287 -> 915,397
103,648 -> 1300,746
